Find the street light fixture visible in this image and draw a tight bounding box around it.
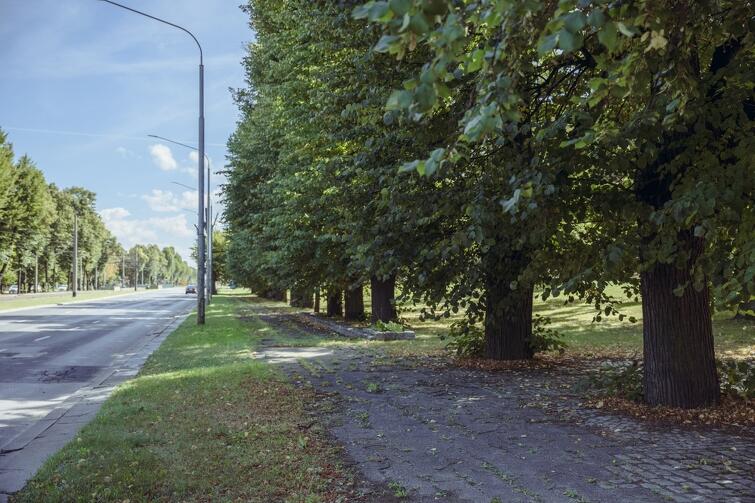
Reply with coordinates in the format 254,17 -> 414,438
98,0 -> 206,324
153,134 -> 214,305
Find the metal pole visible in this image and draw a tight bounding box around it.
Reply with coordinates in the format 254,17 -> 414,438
134,251 -> 138,292
121,254 -> 125,288
72,215 -> 78,297
196,62 -> 206,323
206,163 -> 212,306
98,0 -> 205,324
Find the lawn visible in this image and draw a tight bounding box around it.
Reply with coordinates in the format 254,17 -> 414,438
0,289 -> 140,312
247,285 -> 754,360
12,293 -> 356,503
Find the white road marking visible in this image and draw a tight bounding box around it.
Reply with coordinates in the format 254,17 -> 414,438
34,336 -> 50,342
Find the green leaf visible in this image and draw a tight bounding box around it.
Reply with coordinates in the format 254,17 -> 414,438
389,0 -> 411,16
537,34 -> 558,54
374,34 -> 399,53
557,29 -> 583,53
617,22 -> 637,37
415,83 -> 437,112
386,89 -> 412,110
597,22 -> 618,51
562,12 -> 586,33
587,9 -> 606,28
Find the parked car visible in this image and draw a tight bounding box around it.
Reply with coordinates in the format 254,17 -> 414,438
185,284 -> 197,294
56,285 -> 67,292
8,285 -> 18,294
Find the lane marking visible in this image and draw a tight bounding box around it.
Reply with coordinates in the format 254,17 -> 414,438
34,335 -> 51,342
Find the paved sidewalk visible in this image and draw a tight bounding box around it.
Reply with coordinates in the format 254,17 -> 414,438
254,312 -> 755,503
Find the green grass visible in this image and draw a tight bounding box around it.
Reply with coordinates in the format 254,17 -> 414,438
13,293 -> 354,503
0,289 -> 140,311
255,285 -> 754,360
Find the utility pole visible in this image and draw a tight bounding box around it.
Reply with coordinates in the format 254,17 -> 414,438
72,214 -> 78,297
134,251 -> 138,292
121,254 -> 125,288
98,0 -> 205,324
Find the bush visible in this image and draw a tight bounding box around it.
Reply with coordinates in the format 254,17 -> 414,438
445,320 -> 485,357
372,320 -> 406,332
718,359 -> 755,400
531,314 -> 567,354
578,360 -> 644,402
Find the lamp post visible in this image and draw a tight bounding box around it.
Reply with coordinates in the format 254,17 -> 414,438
151,134 -> 213,304
99,0 -> 206,324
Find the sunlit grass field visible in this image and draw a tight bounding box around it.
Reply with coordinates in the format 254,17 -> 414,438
244,284 -> 753,360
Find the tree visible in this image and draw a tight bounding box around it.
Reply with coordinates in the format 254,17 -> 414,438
358,0 -> 754,407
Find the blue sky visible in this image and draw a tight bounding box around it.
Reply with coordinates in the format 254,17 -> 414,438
0,0 -> 251,260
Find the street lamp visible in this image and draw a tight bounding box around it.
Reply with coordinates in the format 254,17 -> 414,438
152,134 -> 214,304
98,0 -> 206,324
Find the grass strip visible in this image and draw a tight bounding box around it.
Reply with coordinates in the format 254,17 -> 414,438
13,293 -> 354,503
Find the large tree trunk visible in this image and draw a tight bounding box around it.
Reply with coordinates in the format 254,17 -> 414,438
641,233 -> 719,408
484,277 -> 534,360
370,275 -> 396,322
344,284 -> 365,321
290,288 -> 313,308
314,288 -> 320,313
326,289 -> 342,317
263,288 -> 286,301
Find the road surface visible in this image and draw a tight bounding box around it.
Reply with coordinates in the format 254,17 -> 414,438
0,288 -> 194,498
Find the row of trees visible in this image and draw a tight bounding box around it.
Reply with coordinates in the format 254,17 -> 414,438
223,1 -> 753,408
0,128 -> 194,292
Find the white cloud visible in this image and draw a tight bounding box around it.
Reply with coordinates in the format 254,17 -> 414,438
100,207 -> 195,261
115,146 -> 139,159
141,189 -> 197,213
149,143 -> 177,171
99,207 -> 130,220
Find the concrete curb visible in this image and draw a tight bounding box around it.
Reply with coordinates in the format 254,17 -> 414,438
0,309 -> 191,497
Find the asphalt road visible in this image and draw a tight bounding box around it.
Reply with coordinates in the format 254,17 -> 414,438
0,288 -> 195,497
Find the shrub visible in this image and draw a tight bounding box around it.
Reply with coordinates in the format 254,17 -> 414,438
372,320 -> 405,332
578,360 -> 644,402
718,359 -> 755,400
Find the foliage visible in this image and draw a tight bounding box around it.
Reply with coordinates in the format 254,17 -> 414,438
580,361 -> 645,402
0,128 -> 193,292
444,319 -> 485,357
531,314 -> 567,355
718,359 -> 755,400
372,319 -> 406,332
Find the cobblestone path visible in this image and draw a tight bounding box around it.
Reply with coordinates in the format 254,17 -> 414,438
253,310 -> 755,503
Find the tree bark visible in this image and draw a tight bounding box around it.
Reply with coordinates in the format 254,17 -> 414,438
314,288 -> 320,313
344,284 -> 365,321
300,289 -> 313,309
326,289 -> 343,317
641,232 -> 719,408
370,275 -> 396,322
290,288 -> 313,308
484,277 -> 534,360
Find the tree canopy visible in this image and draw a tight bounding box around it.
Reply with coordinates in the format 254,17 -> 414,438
223,0 -> 754,408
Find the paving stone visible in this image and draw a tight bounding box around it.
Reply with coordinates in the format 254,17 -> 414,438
252,306 -> 755,503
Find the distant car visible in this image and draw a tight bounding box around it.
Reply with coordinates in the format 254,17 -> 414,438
185,284 -> 196,294
228,280 -> 237,289
56,285 -> 67,292
8,285 -> 18,294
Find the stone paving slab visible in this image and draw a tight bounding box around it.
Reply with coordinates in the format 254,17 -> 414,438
255,309 -> 755,503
